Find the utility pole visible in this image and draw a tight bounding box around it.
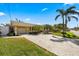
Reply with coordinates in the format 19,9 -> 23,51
7,4 -> 12,22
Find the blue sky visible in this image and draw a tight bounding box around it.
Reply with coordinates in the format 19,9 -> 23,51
0,3 -> 79,28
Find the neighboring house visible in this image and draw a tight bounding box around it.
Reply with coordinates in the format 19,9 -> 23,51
10,21 -> 36,35
0,25 -> 9,36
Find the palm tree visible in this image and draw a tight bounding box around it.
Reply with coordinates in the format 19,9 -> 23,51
55,6 -> 79,37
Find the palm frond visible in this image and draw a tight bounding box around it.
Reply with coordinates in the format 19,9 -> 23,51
55,15 -> 60,21
68,16 -> 71,22
67,6 -> 76,11
56,9 -> 65,15
56,9 -> 61,12
70,16 -> 78,21
69,10 -> 79,15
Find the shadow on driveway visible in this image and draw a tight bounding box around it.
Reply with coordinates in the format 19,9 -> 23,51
50,38 -> 69,42
50,36 -> 79,45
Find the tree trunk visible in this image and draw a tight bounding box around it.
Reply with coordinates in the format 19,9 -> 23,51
65,19 -> 67,32
62,16 -> 65,37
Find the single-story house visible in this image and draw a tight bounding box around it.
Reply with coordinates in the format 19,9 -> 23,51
10,21 -> 36,35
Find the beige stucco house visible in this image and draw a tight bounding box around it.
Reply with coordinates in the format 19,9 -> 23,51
10,21 -> 36,35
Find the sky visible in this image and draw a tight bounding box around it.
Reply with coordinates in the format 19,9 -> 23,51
0,3 -> 79,28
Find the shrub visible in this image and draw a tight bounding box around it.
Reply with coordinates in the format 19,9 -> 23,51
29,31 -> 40,35
7,32 -> 15,36
52,31 -> 79,39
65,32 -> 76,38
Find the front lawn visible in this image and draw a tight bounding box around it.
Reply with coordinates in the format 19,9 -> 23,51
0,37 -> 56,56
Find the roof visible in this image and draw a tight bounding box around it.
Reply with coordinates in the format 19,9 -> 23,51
10,21 -> 36,27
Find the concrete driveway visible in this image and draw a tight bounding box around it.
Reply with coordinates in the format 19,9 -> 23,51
22,34 -> 79,56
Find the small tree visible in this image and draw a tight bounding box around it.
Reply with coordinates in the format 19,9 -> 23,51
32,25 -> 43,32
43,24 -> 53,33
53,23 -> 69,32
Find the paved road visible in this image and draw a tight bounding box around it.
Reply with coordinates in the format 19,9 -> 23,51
22,34 -> 79,56
70,30 -> 79,36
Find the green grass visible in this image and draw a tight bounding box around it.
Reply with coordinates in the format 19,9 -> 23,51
52,32 -> 62,36
0,37 -> 56,56
52,31 -> 79,39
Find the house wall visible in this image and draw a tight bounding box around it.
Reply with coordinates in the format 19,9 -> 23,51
11,21 -> 35,35
0,26 -> 9,36
13,26 -> 33,35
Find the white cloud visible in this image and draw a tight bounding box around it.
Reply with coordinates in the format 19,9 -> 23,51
64,3 -> 74,5
36,23 -> 42,25
76,10 -> 79,12
0,12 -> 5,16
41,8 -> 48,12
25,18 -> 31,21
